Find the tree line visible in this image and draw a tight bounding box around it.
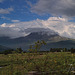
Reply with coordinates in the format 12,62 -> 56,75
0,40 -> 75,54
0,48 -> 24,55
50,48 -> 75,53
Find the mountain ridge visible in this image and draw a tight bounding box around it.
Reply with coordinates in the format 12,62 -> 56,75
0,45 -> 10,51
0,28 -> 75,51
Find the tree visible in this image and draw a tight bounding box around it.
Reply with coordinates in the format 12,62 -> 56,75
63,48 -> 67,52
28,40 -> 46,53
71,48 -> 75,53
3,49 -> 14,55
16,48 -> 23,53
28,45 -> 33,53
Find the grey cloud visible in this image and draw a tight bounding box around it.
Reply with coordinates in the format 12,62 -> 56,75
11,20 -> 20,23
0,8 -> 13,14
0,18 -> 44,38
0,17 -> 75,39
1,16 -> 10,20
9,19 -> 44,29
22,28 -> 58,35
0,27 -> 25,38
0,0 -> 4,3
31,0 -> 75,17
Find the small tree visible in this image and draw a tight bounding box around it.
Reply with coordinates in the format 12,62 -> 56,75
71,48 -> 75,53
28,45 -> 34,53
16,48 -> 23,53
28,40 -> 46,53
3,49 -> 14,55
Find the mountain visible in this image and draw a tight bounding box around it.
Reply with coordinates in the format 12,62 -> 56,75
0,28 -> 75,51
0,45 -> 10,52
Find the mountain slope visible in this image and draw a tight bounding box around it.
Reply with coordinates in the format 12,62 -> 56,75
0,45 -> 10,52
0,28 -> 75,51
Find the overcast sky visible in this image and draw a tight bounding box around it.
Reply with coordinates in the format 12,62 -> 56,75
0,0 -> 75,39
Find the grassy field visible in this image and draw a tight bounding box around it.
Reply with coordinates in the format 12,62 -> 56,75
0,52 -> 75,75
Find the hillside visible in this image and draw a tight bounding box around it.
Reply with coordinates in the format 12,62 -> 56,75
0,45 -> 10,52
0,28 -> 75,51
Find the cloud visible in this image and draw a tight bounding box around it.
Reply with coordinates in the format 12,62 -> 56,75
0,0 -> 4,3
1,23 -> 6,27
41,17 -> 75,39
26,0 -> 32,7
11,20 -> 20,23
1,17 -> 20,23
31,0 -> 75,17
1,16 -> 10,20
0,27 -> 26,38
0,17 -> 75,39
0,8 -> 13,14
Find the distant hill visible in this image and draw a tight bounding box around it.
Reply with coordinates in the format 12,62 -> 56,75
0,28 -> 75,51
0,45 -> 10,52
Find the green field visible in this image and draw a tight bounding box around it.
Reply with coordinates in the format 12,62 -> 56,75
0,52 -> 75,75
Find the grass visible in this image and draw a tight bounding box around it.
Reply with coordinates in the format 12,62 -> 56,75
0,52 -> 75,75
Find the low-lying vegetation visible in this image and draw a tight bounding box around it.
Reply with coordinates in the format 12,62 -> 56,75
0,52 -> 75,75
0,41 -> 75,75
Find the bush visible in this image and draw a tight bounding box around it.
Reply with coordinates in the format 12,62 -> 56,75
3,49 -> 14,55
71,48 -> 75,53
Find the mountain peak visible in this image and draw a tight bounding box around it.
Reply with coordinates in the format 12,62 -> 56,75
23,28 -> 59,36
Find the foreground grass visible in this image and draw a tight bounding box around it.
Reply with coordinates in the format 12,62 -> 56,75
0,52 -> 75,75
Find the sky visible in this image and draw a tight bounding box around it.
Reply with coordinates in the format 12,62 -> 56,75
0,0 -> 75,39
